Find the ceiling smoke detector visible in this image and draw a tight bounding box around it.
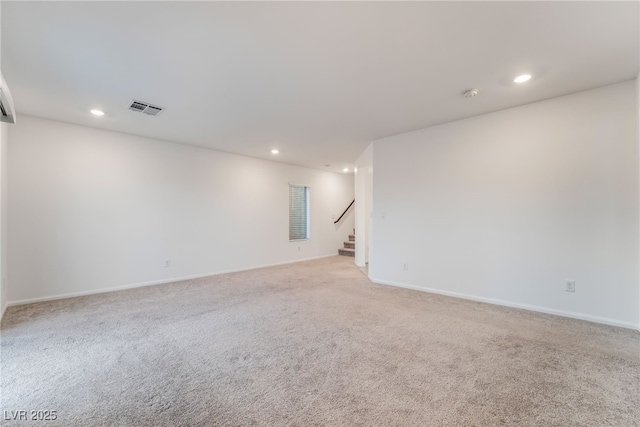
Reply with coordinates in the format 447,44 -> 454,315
462,89 -> 479,99
128,100 -> 164,116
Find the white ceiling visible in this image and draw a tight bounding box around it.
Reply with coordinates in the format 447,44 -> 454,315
2,1 -> 638,172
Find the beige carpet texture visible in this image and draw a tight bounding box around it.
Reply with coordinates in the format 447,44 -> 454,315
1,256 -> 639,426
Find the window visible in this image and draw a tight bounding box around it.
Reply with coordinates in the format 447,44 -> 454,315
289,184 -> 309,241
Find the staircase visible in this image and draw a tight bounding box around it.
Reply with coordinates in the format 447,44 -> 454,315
338,231 -> 355,257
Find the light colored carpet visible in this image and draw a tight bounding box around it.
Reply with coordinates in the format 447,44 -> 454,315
1,256 -> 639,426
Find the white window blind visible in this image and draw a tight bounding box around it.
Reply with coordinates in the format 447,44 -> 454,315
289,184 -> 309,241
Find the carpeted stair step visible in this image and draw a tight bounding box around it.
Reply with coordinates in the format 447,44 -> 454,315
339,231 -> 356,256
338,248 -> 355,257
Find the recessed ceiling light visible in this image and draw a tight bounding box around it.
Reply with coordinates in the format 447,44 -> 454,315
90,109 -> 105,116
270,149 -> 279,154
514,74 -> 532,83
343,168 -> 349,172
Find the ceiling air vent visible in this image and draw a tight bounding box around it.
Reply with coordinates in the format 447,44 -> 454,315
128,100 -> 164,116
143,105 -> 163,116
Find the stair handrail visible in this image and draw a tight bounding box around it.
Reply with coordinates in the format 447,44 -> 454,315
334,199 -> 355,224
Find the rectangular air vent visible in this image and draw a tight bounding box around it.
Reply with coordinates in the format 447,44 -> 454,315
129,101 -> 147,112
143,105 -> 163,116
128,100 -> 164,116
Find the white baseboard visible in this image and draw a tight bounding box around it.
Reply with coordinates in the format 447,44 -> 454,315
6,254 -> 339,308
1,301 -> 7,323
370,277 -> 640,331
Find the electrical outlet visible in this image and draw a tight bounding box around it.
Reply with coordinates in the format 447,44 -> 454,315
297,246 -> 301,252
165,260 -> 171,268
402,263 -> 409,271
565,280 -> 575,292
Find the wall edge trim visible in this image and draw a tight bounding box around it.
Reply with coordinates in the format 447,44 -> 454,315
370,277 -> 640,331
6,254 -> 339,308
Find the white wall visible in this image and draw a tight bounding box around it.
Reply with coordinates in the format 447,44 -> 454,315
354,143 -> 373,268
637,73 -> 640,329
8,115 -> 354,303
0,122 -> 7,319
370,80 -> 639,329
0,0 -> 8,320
